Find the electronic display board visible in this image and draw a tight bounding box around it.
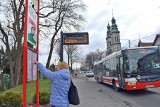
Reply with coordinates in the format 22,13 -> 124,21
63,32 -> 89,45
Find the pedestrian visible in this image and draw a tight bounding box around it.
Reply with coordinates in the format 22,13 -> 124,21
34,61 -> 71,107
85,75 -> 88,80
74,72 -> 78,77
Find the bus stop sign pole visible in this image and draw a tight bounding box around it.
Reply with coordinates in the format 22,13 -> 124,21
60,31 -> 64,62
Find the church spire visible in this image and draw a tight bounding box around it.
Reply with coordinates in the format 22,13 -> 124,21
111,10 -> 119,34
107,23 -> 111,36
111,17 -> 119,34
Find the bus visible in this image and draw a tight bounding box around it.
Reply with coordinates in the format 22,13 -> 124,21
93,46 -> 160,91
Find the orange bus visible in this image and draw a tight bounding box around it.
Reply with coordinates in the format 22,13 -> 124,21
93,46 -> 160,91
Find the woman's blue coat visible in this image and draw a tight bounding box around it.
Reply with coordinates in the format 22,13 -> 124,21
38,63 -> 71,107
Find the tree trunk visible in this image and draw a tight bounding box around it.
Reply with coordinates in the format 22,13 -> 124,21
15,54 -> 22,86
0,74 -> 4,91
8,54 -> 15,88
15,40 -> 22,86
71,58 -> 73,73
46,8 -> 64,68
46,37 -> 54,69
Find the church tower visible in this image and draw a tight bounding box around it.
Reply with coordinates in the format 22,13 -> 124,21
106,17 -> 121,54
106,23 -> 112,54
110,17 -> 121,52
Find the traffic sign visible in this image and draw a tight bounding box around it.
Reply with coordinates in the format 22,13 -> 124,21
31,0 -> 38,11
27,3 -> 37,47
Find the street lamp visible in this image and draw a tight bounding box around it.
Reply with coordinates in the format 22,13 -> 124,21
120,39 -> 130,48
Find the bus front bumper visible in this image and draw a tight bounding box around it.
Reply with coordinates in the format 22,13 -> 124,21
125,80 -> 160,90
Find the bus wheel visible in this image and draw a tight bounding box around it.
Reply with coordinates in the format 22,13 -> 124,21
112,81 -> 119,91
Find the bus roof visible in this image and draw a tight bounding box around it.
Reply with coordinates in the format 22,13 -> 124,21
122,46 -> 158,50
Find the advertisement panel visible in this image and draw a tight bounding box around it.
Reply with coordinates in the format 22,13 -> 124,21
27,48 -> 37,81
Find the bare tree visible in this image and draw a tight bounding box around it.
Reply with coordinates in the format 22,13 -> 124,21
39,0 -> 86,68
85,50 -> 103,69
54,38 -> 61,59
54,41 -> 81,72
0,47 -> 7,70
64,45 -> 80,72
0,0 -> 24,87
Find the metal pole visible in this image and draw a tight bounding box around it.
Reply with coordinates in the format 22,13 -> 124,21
60,31 -> 64,62
76,62 -> 77,71
23,0 -> 28,106
121,39 -> 131,48
36,0 -> 40,106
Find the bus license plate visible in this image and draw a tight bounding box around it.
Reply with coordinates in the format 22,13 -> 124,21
146,85 -> 154,88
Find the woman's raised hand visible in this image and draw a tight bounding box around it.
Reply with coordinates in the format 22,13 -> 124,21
34,60 -> 38,64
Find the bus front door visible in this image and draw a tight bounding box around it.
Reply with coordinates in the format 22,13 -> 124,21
118,57 -> 125,88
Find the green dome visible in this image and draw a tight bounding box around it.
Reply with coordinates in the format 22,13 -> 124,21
111,17 -> 119,34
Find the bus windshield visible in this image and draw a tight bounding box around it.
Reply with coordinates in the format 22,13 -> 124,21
125,47 -> 160,75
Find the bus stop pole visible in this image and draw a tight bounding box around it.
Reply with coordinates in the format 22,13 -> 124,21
23,0 -> 29,106
60,31 -> 64,62
36,0 -> 40,106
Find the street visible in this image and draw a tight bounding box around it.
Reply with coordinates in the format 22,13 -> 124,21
70,77 -> 126,107
70,74 -> 160,107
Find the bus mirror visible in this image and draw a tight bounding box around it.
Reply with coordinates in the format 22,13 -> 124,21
126,64 -> 129,70
137,62 -> 140,67
125,61 -> 129,70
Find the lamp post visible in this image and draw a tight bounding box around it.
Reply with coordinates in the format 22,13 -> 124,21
120,39 -> 130,48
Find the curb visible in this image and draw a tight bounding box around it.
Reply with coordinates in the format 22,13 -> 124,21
98,84 -> 131,107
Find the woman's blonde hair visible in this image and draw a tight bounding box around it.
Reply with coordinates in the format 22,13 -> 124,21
58,61 -> 69,69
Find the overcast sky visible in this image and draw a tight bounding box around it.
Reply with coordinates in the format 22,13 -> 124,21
39,0 -> 160,66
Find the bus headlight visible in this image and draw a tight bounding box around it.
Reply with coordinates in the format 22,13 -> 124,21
127,81 -> 136,86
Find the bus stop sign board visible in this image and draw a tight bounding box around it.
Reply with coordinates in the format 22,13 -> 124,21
63,32 -> 89,45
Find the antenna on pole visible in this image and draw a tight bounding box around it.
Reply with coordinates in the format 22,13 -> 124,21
139,35 -> 141,40
112,9 -> 114,17
108,0 -> 111,5
107,17 -> 109,23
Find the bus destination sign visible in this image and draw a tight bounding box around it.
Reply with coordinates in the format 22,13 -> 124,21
63,32 -> 89,45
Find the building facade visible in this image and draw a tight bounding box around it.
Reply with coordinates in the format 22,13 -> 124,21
138,34 -> 160,47
106,17 -> 121,55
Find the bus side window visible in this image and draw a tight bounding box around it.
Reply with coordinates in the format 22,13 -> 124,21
116,63 -> 120,73
105,60 -> 110,71
99,63 -> 103,72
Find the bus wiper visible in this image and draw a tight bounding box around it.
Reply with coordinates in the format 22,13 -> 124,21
137,69 -> 153,75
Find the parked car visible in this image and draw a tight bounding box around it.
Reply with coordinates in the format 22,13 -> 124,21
86,71 -> 94,77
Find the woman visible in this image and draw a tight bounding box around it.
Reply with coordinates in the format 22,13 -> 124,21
35,61 -> 71,107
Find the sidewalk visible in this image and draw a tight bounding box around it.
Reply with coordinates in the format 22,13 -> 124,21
70,78 -> 127,107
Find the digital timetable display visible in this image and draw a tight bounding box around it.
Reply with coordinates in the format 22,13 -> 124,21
63,32 -> 89,45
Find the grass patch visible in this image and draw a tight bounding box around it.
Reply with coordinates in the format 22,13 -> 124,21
0,79 -> 51,102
